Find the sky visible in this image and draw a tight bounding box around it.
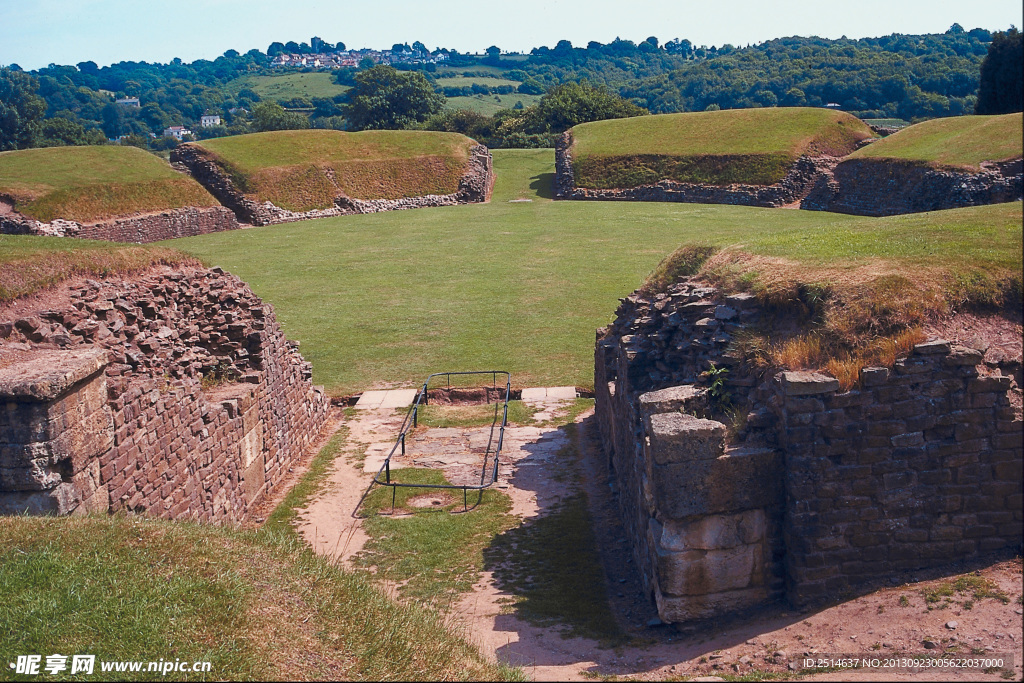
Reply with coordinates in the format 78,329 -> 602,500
1,0 -> 1021,70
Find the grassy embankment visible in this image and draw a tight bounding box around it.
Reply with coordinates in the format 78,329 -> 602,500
569,107 -> 876,188
188,129 -> 477,211
166,148 -> 1021,395
0,146 -> 218,223
0,473 -> 515,682
850,112 -> 1023,170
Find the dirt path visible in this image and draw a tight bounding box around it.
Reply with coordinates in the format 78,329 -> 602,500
297,400 -> 1023,682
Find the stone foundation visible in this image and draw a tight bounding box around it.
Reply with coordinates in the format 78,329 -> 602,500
0,266 -> 328,523
595,279 -> 1023,622
802,158 -> 1022,216
555,132 -> 834,208
172,144 -> 494,226
0,206 -> 239,243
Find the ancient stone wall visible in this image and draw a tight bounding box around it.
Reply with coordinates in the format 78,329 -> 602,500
595,279 -> 1022,622
802,158 -> 1023,216
0,206 -> 239,244
0,266 -> 328,523
171,144 -> 494,226
555,132 -> 834,208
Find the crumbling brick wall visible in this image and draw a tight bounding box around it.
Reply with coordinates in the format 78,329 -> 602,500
0,266 -> 328,523
595,279 -> 1023,622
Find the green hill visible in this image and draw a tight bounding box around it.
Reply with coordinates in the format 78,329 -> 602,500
849,113 -> 1023,170
0,146 -> 218,223
188,129 -> 478,212
569,107 -> 876,189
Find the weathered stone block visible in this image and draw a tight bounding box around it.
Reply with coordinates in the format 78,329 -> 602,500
638,385 -> 706,416
656,543 -> 763,595
0,348 -> 108,402
655,585 -> 768,623
651,447 -> 781,518
646,412 -> 726,464
778,371 -> 840,396
657,509 -> 766,552
913,340 -> 951,356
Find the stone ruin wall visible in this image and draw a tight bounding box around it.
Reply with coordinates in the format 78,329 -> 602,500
0,266 -> 329,523
555,132 -> 1023,216
801,158 -> 1023,217
0,203 -> 239,244
554,132 -> 834,208
171,144 -> 495,226
594,279 -> 1023,622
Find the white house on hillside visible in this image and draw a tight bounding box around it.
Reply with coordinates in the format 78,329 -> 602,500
200,114 -> 221,127
163,125 -> 192,140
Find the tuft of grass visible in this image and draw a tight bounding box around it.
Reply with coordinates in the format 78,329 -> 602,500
921,574 -> 1010,606
0,145 -> 217,222
263,429 -> 347,538
571,108 -> 875,188
355,468 -> 516,608
640,244 -> 717,295
0,515 -> 511,681
0,235 -> 196,302
189,129 -> 477,210
851,113 -> 1023,170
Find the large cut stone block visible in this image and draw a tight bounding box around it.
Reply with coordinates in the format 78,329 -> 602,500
656,543 -> 764,595
657,509 -> 766,551
777,371 -> 840,396
655,584 -> 768,623
639,385 -> 706,416
650,447 -> 782,518
645,412 -> 726,464
0,348 -> 108,402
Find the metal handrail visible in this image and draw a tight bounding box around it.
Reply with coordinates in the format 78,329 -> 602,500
369,371 -> 511,512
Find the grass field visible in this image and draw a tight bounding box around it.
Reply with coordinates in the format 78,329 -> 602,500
439,75 -> 521,87
223,72 -> 349,100
166,148 -> 1022,395
850,112 -> 1023,170
445,93 -> 542,115
0,508 -> 511,681
0,146 -> 217,223
570,107 -> 876,187
189,129 -> 477,209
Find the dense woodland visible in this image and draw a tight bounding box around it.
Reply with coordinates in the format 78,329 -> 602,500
1,26 -> 1021,152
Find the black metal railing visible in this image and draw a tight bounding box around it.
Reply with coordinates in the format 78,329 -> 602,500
366,371 -> 511,513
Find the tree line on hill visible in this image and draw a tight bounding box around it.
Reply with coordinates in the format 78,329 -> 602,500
1,26 -> 1021,153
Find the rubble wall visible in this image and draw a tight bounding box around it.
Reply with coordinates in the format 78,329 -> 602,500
595,280 -> 1023,621
0,206 -> 239,243
0,266 -> 328,523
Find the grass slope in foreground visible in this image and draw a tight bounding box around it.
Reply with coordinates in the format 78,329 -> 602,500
167,148 -> 1022,395
849,112 -> 1024,170
0,514 -> 510,681
0,146 -> 217,223
570,107 -> 876,188
188,129 -> 477,211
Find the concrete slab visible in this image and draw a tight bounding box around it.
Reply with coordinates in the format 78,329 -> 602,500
546,386 -> 578,400
520,387 -> 548,401
363,454 -> 388,474
378,389 -> 418,409
354,390 -> 388,409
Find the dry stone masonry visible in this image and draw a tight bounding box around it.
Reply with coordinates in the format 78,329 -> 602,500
595,279 -> 1022,623
555,131 -> 1022,216
0,266 -> 328,522
172,144 -> 495,226
0,205 -> 239,244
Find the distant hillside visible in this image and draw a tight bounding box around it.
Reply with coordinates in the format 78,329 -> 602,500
188,129 -> 477,210
0,146 -> 217,223
850,112 -> 1023,170
569,108 -> 875,188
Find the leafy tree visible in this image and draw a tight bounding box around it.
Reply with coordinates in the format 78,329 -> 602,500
343,65 -> 444,130
358,57 -> 375,70
412,41 -> 428,54
0,67 -> 46,150
35,116 -> 105,146
251,101 -> 309,131
522,81 -> 647,134
976,28 -> 1023,114
267,42 -> 286,56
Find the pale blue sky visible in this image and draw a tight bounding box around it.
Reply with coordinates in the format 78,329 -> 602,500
1,0 -> 1021,70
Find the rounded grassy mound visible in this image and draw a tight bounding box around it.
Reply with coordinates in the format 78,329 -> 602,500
849,112 -> 1023,171
0,146 -> 218,223
189,129 -> 479,212
570,107 -> 876,189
